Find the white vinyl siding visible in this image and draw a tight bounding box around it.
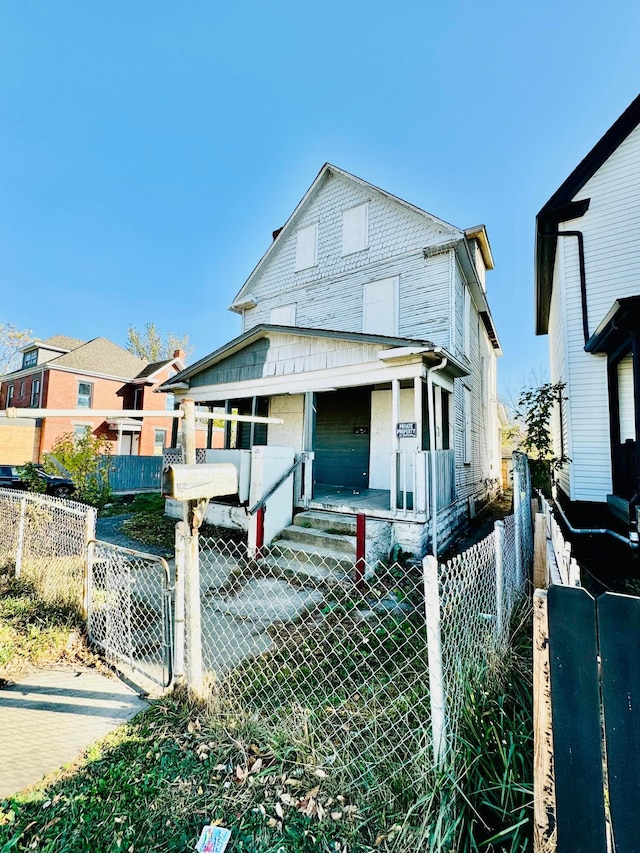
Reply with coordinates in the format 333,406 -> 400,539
295,223 -> 318,271
363,277 -> 398,336
550,122 -> 640,501
342,202 -> 369,255
270,303 -> 297,326
618,355 -> 636,442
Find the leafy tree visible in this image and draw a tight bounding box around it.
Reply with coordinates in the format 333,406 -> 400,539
0,322 -> 33,374
44,431 -> 113,508
17,461 -> 47,493
516,381 -> 569,493
126,323 -> 192,362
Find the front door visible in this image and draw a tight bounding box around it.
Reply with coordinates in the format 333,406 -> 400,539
314,388 -> 371,489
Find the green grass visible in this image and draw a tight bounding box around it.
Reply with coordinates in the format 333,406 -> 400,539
0,606 -> 533,852
0,564 -> 90,678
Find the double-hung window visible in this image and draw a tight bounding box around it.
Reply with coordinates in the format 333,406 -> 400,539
6,385 -> 14,406
30,379 -> 40,408
23,350 -> 37,368
77,382 -> 93,408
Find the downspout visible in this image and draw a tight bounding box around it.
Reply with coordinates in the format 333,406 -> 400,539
554,499 -> 638,550
426,353 -> 448,558
556,230 -> 589,344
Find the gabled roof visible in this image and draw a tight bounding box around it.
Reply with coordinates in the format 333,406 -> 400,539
230,163 -> 464,311
133,355 -> 185,383
535,93 -> 640,335
19,335 -> 86,354
50,337 -> 148,379
161,324 -> 470,390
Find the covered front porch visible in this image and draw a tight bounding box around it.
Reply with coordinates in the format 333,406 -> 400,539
165,325 -> 467,527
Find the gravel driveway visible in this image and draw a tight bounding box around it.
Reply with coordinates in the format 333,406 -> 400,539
95,515 -> 169,557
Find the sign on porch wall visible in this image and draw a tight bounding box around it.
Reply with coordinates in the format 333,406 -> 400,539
396,422 -> 417,439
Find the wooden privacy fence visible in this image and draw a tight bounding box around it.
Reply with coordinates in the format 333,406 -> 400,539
534,585 -> 640,853
103,455 -> 163,493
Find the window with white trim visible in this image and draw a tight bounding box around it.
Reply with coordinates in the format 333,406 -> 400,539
295,223 -> 318,271
30,378 -> 40,408
23,350 -> 37,368
342,202 -> 369,255
363,277 -> 398,336
77,381 -> 93,408
7,385 -> 14,406
74,424 -> 91,440
153,429 -> 167,456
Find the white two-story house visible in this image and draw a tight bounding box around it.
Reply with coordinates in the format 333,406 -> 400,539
165,164 -> 501,558
536,94 -> 640,531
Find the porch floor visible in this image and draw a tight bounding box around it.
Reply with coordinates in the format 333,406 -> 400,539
309,484 -> 392,514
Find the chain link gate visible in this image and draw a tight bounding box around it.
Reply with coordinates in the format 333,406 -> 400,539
87,540 -> 173,689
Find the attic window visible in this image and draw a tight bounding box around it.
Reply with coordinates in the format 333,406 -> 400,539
295,223 -> 318,271
342,202 -> 369,255
23,350 -> 37,368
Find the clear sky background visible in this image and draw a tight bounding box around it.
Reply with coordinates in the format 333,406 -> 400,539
1,1 -> 639,396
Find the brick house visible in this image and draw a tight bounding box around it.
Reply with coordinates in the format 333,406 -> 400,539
0,335 -> 185,461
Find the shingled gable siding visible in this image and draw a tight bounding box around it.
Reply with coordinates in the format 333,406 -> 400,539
552,122 -> 640,502
189,334 -> 387,388
241,171 -> 457,343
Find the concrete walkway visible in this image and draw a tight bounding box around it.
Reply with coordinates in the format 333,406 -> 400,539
0,667 -> 147,799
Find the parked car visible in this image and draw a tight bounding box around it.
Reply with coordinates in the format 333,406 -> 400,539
0,465 -> 76,497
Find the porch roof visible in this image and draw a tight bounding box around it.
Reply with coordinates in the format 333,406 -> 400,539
161,324 -> 468,396
585,296 -> 640,354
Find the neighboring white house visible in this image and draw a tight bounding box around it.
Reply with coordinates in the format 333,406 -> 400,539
165,164 -> 502,557
535,94 -> 640,525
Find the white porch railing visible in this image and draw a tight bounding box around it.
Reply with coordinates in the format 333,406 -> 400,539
391,449 -> 456,517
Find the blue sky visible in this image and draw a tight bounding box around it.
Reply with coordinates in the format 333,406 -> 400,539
1,1 -> 639,395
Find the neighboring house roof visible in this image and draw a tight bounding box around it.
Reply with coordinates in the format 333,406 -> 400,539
37,335 -> 87,352
133,356 -> 185,382
162,324 -> 469,390
50,338 -> 148,379
535,93 -> 640,335
1,336 -> 148,382
230,163 -> 465,311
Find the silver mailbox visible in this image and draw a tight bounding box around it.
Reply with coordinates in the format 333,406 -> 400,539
162,463 -> 238,501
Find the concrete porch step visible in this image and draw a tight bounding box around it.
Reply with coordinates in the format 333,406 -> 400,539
269,538 -> 355,573
279,524 -> 356,555
261,552 -> 352,587
292,509 -> 357,536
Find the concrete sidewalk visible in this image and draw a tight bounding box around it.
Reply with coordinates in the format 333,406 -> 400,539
0,667 -> 147,799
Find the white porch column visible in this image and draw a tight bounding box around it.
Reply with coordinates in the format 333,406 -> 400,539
391,379 -> 400,512
116,424 -> 123,455
414,376 -> 423,451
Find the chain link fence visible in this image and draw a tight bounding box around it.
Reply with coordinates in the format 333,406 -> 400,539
87,540 -> 173,688
0,487 -> 95,610
0,452 -> 533,790
188,534 -> 433,800
181,461 -> 533,793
